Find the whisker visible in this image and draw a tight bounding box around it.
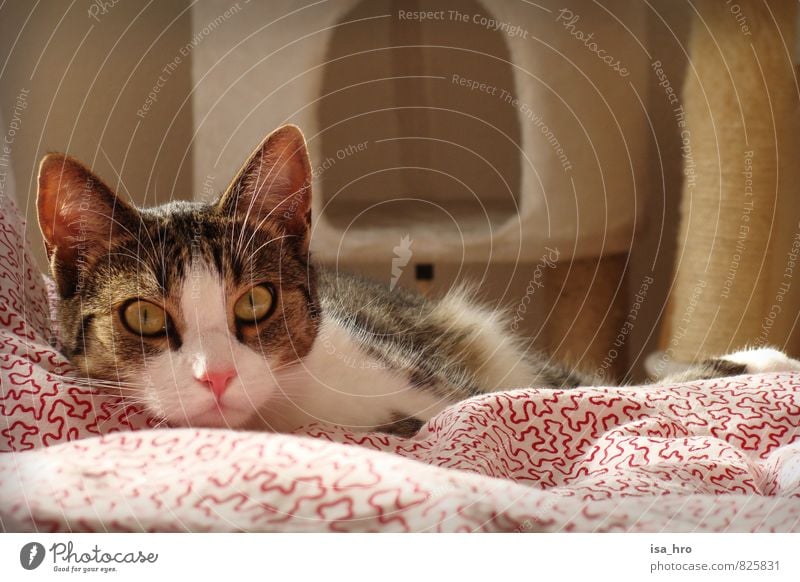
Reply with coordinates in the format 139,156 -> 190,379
64,381 -> 152,391
268,360 -> 306,373
104,397 -> 152,405
64,378 -> 150,387
241,234 -> 295,265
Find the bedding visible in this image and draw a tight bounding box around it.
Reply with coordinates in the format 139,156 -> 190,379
2,195 -> 800,532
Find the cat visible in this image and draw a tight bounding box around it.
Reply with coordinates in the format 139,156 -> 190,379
36,124 -> 800,437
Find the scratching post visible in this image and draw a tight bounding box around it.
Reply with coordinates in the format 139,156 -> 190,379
659,0 -> 800,366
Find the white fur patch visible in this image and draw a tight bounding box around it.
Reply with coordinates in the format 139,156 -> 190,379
260,316 -> 450,432
433,290 -> 535,390
723,347 -> 800,374
144,263 -> 282,428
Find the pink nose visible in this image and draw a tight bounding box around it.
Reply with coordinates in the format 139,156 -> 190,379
195,368 -> 237,399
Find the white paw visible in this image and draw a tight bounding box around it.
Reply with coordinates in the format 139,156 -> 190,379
723,347 -> 800,374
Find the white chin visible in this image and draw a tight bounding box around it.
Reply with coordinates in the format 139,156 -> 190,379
169,404 -> 254,429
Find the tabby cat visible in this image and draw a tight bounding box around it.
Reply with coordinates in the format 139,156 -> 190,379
36,125 -> 800,436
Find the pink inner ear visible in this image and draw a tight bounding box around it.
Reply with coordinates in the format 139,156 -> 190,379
222,125 -> 312,236
38,156 -> 83,259
37,154 -> 136,264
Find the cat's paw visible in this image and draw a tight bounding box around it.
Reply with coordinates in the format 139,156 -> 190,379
718,347 -> 800,374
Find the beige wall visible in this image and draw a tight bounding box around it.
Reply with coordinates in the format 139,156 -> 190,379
0,0 -> 194,270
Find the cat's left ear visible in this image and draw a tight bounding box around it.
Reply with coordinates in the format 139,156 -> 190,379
219,125 -> 312,240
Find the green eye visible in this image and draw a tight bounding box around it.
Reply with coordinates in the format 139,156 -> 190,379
234,284 -> 275,323
122,300 -> 167,336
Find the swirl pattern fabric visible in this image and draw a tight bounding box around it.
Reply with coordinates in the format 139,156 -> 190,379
2,196 -> 799,532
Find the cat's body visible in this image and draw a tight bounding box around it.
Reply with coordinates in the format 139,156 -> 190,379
262,268 -> 596,434
37,125 -> 800,437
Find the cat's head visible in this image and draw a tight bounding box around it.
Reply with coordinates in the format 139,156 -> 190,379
37,125 -> 320,428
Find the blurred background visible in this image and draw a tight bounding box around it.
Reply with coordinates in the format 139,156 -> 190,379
2,0 -> 799,383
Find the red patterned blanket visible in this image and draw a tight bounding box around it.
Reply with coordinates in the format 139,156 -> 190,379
2,196 -> 799,532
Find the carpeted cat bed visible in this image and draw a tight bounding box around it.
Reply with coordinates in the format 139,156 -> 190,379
2,196 -> 800,532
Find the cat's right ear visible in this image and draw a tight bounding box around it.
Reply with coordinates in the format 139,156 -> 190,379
217,125 -> 312,242
37,154 -> 139,296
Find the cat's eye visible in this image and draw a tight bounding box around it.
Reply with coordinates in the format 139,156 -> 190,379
121,300 -> 167,336
234,284 -> 275,324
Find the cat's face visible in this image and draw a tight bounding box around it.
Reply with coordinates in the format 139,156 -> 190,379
37,125 -> 320,428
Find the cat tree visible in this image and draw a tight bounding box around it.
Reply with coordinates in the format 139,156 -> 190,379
656,0 -> 800,372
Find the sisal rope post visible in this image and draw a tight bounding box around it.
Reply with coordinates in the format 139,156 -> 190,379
659,0 -> 800,366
